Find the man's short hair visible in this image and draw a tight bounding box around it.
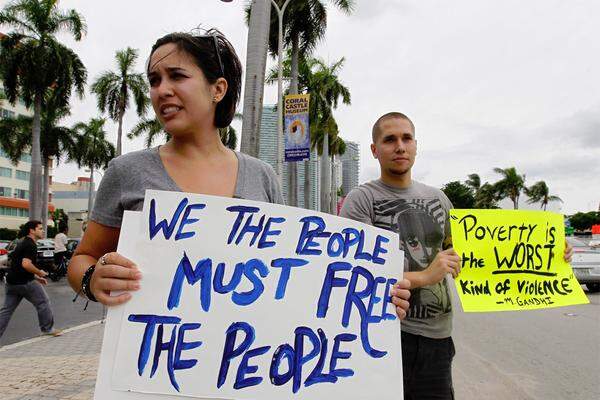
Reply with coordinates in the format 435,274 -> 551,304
371,112 -> 415,143
19,220 -> 42,238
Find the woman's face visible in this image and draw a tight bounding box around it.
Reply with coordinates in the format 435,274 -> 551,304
148,43 -> 216,136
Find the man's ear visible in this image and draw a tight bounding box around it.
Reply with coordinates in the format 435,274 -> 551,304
371,143 -> 378,159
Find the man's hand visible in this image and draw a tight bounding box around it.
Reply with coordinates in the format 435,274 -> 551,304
424,248 -> 461,285
390,279 -> 411,320
35,275 -> 48,285
564,240 -> 573,263
37,270 -> 48,278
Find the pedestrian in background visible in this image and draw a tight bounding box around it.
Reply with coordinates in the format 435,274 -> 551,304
0,220 -> 62,339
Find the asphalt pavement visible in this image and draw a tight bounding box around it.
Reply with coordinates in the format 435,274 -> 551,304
0,278 -> 105,346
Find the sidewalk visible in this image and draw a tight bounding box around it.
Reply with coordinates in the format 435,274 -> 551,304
0,321 -> 103,400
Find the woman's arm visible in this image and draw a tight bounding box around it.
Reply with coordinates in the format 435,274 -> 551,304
68,221 -> 141,305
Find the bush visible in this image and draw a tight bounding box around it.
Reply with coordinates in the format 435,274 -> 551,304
0,228 -> 18,241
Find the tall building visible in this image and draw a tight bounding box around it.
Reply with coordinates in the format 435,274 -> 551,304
258,105 -> 320,210
340,140 -> 360,196
0,84 -> 55,229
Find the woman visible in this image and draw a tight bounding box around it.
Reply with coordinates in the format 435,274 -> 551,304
67,29 -> 411,318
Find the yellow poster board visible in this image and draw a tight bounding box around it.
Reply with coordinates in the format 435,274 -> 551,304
449,209 -> 589,312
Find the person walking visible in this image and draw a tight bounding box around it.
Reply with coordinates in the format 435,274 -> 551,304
0,220 -> 62,338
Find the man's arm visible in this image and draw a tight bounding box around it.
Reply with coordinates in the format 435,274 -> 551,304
22,258 -> 48,277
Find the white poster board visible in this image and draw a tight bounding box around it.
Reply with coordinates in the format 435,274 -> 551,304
95,190 -> 404,399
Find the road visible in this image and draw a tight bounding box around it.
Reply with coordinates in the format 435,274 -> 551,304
453,285 -> 600,399
0,278 -> 104,346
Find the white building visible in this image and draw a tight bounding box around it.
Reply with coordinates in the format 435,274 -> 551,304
51,177 -> 95,237
0,85 -> 55,230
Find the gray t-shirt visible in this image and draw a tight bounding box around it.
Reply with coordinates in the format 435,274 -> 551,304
340,179 -> 453,339
91,147 -> 284,228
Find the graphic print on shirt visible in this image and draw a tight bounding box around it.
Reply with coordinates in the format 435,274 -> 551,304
373,197 -> 451,320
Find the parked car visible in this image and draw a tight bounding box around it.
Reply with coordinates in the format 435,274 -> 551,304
567,237 -> 600,293
6,238 -> 56,273
0,241 -> 10,279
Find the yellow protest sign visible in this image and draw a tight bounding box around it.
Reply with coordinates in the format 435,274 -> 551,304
449,209 -> 589,312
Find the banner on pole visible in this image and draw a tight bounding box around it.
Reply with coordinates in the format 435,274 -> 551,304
449,209 -> 589,312
94,190 -> 404,400
284,94 -> 310,162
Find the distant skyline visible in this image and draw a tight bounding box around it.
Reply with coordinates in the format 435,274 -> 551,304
2,0 -> 597,213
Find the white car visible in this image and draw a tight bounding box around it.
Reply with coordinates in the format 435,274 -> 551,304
567,237 -> 600,293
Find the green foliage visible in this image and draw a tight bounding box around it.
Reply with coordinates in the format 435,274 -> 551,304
442,181 -> 475,209
71,118 -> 116,170
493,167 -> 526,209
0,228 -> 18,241
568,212 -> 600,231
524,180 -> 562,211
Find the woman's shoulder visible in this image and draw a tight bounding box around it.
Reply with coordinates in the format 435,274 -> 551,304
109,147 -> 159,169
236,151 -> 277,178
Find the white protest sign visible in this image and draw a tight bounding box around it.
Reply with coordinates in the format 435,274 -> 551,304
100,190 -> 404,399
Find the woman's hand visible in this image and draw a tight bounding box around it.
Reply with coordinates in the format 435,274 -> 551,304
390,278 -> 411,320
90,252 -> 142,306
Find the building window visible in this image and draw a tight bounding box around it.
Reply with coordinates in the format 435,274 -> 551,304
0,206 -> 28,217
19,153 -> 32,163
16,170 -> 29,181
0,187 -> 11,197
0,167 -> 11,178
14,189 -> 28,199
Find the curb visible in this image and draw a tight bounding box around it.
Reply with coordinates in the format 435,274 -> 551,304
0,319 -> 104,352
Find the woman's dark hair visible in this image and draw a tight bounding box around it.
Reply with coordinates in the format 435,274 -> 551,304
19,220 -> 42,238
148,29 -> 242,128
59,223 -> 68,234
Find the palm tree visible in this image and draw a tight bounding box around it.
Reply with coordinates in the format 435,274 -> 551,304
525,181 -> 562,210
267,55 -> 351,209
71,118 -> 115,217
0,93 -> 76,233
465,173 -> 481,192
91,47 -> 149,156
127,117 -> 166,148
128,113 -> 241,150
248,0 -> 354,206
493,167 -> 525,209
464,173 -> 500,209
0,0 -> 87,221
240,0 -> 271,158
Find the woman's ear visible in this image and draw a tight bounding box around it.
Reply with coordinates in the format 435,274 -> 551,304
212,77 -> 228,103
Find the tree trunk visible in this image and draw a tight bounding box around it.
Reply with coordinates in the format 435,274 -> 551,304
287,35 -> 300,207
330,154 -> 337,215
116,106 -> 125,156
241,0 -> 270,157
320,133 -> 330,213
41,156 -> 50,237
28,93 -> 43,221
304,157 -> 311,210
87,166 -> 94,220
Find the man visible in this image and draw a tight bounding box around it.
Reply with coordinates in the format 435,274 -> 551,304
0,220 -> 62,339
340,112 -> 459,399
341,112 -> 573,399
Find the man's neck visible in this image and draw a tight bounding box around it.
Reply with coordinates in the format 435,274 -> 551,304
27,234 -> 37,242
380,171 -> 412,189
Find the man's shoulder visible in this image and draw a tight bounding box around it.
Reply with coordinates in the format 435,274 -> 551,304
411,180 -> 445,197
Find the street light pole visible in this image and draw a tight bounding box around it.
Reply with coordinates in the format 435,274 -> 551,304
271,0 -> 292,186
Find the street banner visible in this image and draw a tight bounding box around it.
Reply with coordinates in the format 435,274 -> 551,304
95,190 -> 404,400
449,209 -> 589,312
284,94 -> 310,162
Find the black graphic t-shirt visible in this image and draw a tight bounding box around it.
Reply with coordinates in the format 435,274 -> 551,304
340,179 -> 453,338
